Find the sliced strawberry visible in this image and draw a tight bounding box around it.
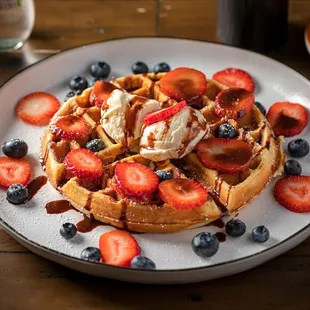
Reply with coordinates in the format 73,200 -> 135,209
215,87 -> 254,119
143,100 -> 186,125
64,148 -> 103,180
0,157 -> 31,188
212,68 -> 255,93
197,138 -> 253,174
50,115 -> 91,140
266,102 -> 308,137
113,162 -> 159,202
99,230 -> 140,267
16,92 -> 61,126
89,81 -> 118,107
274,176 -> 310,213
158,178 -> 208,210
158,67 -> 207,102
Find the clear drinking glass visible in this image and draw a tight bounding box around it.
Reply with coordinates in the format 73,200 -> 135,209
0,0 -> 35,52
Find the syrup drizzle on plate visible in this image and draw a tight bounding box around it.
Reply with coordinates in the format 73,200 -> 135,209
27,176 -> 48,200
7,175 -> 48,205
76,214 -> 105,233
45,199 -> 105,232
209,218 -> 225,229
215,232 -> 226,242
45,200 -> 74,214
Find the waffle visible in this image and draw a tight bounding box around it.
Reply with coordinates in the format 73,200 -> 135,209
40,72 -> 285,233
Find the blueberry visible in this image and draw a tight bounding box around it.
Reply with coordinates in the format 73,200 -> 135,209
225,218 -> 246,237
254,102 -> 266,116
2,139 -> 28,158
251,225 -> 269,243
64,91 -> 75,102
154,62 -> 171,74
132,61 -> 148,74
90,62 -> 110,79
217,123 -> 238,139
81,247 -> 102,263
85,139 -> 105,153
288,139 -> 309,158
155,170 -> 172,182
6,184 -> 28,205
284,159 -> 302,176
191,232 -> 219,258
69,76 -> 88,92
131,256 -> 156,270
60,223 -> 77,239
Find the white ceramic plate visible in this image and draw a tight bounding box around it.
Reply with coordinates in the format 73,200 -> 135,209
305,24 -> 310,55
0,38 -> 310,284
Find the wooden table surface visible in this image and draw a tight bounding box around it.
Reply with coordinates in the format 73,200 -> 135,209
1,1 -> 310,309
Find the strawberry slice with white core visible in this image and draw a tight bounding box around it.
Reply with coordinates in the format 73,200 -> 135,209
212,68 -> 255,93
89,81 -> 118,107
266,101 -> 308,137
274,176 -> 310,213
143,100 -> 186,125
215,87 -> 254,119
197,138 -> 253,174
113,162 -> 159,201
16,92 -> 61,126
64,148 -> 103,180
0,157 -> 31,188
158,67 -> 207,102
159,178 -> 208,210
99,230 -> 140,267
50,115 -> 90,140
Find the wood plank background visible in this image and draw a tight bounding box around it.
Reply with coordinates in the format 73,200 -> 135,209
1,232 -> 310,310
27,0 -> 310,50
0,0 -> 310,309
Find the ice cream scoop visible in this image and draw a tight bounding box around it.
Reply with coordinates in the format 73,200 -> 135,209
140,106 -> 208,161
101,89 -> 161,145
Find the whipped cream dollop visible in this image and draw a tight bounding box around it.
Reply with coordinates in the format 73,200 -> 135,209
140,106 -> 208,162
101,89 -> 161,144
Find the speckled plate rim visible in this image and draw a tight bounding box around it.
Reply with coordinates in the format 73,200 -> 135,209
0,36 -> 310,284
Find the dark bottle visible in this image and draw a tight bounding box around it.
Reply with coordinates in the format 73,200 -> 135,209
217,0 -> 289,54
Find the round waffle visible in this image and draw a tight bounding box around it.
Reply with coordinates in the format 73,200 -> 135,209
40,72 -> 285,233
